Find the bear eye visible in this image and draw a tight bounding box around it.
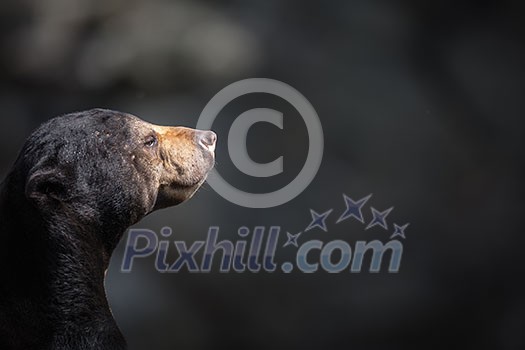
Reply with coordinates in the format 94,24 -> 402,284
144,135 -> 158,148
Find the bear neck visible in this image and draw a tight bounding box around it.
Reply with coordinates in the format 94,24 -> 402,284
0,173 -> 126,347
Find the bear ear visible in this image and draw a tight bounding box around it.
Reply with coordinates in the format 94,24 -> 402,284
25,167 -> 72,206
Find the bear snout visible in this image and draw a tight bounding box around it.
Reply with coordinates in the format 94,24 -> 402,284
196,130 -> 217,153
149,124 -> 216,188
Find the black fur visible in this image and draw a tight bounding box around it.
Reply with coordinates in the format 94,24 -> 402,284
0,109 -> 214,349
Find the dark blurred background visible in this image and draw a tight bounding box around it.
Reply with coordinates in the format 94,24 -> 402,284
1,0 -> 524,349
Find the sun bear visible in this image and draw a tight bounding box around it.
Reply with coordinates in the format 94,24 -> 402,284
0,108 -> 216,349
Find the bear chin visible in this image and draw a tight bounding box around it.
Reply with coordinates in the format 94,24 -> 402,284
153,179 -> 209,210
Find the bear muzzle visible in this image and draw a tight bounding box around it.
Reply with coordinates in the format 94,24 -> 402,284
196,130 -> 217,153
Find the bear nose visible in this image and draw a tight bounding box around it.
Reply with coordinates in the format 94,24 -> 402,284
197,130 -> 217,152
